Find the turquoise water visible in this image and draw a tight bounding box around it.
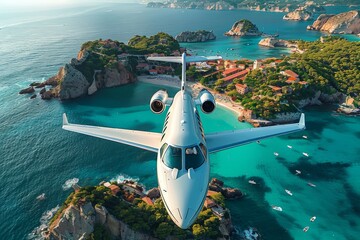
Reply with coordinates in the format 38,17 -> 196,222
0,3 -> 359,239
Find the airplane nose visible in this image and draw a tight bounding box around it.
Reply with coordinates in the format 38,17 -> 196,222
175,207 -> 197,229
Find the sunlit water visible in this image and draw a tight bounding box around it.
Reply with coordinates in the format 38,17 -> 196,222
0,3 -> 359,239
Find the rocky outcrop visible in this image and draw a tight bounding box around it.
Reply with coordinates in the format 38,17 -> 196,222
19,86 -> 35,94
209,178 -> 243,199
307,11 -> 360,34
175,30 -> 216,42
49,202 -> 95,239
258,38 -> 297,48
225,19 -> 262,37
58,64 -> 90,100
283,9 -> 312,21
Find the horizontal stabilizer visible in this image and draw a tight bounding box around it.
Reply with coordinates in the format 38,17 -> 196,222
62,113 -> 162,152
206,113 -> 306,153
147,55 -> 222,64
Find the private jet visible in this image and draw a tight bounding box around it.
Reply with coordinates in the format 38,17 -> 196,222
62,53 -> 305,229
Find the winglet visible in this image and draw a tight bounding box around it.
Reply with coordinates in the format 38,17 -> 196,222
299,113 -> 305,129
63,113 -> 69,126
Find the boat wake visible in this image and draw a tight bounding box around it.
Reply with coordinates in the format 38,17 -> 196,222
62,178 -> 79,191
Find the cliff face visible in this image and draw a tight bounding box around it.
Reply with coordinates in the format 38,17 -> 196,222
49,202 -> 95,239
58,64 -> 90,100
283,9 -> 312,21
308,11 -> 360,34
43,50 -> 135,100
175,30 -> 216,42
225,19 -> 262,36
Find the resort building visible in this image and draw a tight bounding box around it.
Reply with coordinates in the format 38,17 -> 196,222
280,70 -> 299,79
235,83 -> 249,95
221,69 -> 250,85
253,59 -> 263,70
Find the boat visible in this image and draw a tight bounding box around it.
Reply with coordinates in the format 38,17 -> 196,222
302,135 -> 308,139
310,216 -> 316,222
302,152 -> 309,157
274,152 -> 279,156
307,182 -> 316,187
295,170 -> 301,175
248,180 -> 257,185
271,205 -> 283,211
36,193 -> 46,200
285,189 -> 293,196
287,145 -> 292,149
256,140 -> 260,144
303,226 -> 309,232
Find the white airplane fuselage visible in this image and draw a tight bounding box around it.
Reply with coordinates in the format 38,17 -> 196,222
157,90 -> 210,229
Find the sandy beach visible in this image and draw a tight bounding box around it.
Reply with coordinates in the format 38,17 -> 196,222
137,74 -> 244,118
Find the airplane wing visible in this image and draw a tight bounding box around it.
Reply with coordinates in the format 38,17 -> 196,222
147,56 -> 222,63
205,113 -> 305,153
62,114 -> 161,152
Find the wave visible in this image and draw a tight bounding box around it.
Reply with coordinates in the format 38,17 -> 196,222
62,178 -> 79,191
110,174 -> 139,184
27,205 -> 60,240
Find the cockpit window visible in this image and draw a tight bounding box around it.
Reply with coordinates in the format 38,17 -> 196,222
162,145 -> 182,169
185,146 -> 205,170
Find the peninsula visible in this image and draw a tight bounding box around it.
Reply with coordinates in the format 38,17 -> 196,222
42,178 -> 239,239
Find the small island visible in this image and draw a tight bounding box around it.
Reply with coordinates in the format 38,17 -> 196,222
225,19 -> 262,37
43,178 -> 240,239
175,30 -> 216,43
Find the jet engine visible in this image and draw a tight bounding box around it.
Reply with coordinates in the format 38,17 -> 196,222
150,90 -> 168,114
197,89 -> 216,114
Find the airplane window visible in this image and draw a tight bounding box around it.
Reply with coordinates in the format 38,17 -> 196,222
185,146 -> 205,170
163,145 -> 182,169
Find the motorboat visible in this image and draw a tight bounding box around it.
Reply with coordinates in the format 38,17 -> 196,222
310,216 -> 316,222
285,189 -> 293,196
295,170 -> 301,175
271,205 -> 283,211
287,145 -> 292,149
302,135 -> 308,139
303,226 -> 309,232
307,182 -> 316,187
248,180 -> 257,185
302,152 -> 309,157
274,152 -> 279,156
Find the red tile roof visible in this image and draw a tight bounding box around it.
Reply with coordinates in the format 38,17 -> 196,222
284,70 -> 299,78
223,69 -> 250,82
222,68 -> 241,76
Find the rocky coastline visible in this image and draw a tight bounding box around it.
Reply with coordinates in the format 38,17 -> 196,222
307,10 -> 360,35
175,30 -> 216,42
43,178 -> 240,239
283,9 -> 312,21
258,38 -> 298,49
225,19 -> 262,37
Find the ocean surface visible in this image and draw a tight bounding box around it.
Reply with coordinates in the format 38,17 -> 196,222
0,3 -> 359,240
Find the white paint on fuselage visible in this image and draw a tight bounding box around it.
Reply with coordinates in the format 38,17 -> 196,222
157,90 -> 210,229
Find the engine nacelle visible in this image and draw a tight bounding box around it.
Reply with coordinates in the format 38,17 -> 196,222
150,90 -> 168,114
198,89 -> 216,114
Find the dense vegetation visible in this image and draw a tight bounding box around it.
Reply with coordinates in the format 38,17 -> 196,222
75,33 -> 180,82
288,36 -> 360,100
236,19 -> 258,33
52,185 -> 225,239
